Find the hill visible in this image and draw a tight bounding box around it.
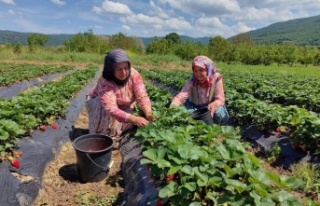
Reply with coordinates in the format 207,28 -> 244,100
232,15 -> 320,46
0,30 -> 209,47
1,14 -> 320,47
0,30 -> 74,47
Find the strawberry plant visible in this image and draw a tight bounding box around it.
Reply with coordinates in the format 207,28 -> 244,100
136,77 -> 319,205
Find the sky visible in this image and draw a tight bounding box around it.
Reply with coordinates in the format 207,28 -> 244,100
0,0 -> 319,38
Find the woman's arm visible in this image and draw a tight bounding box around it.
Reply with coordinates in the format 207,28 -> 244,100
208,76 -> 225,116
170,79 -> 193,107
131,69 -> 152,115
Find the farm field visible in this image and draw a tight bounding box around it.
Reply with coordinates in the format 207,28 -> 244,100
0,56 -> 320,205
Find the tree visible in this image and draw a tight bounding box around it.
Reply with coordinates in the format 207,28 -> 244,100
282,42 -> 297,66
146,38 -> 171,55
109,32 -> 144,53
208,36 -> 230,61
27,33 -> 48,51
298,46 -> 313,67
174,41 -> 207,60
64,29 -> 110,54
165,32 -> 181,45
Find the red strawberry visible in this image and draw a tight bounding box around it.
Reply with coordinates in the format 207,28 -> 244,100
40,125 -> 46,132
50,123 -> 57,130
155,200 -> 163,206
11,159 -> 20,168
276,127 -> 280,133
166,174 -> 175,182
292,142 -> 300,150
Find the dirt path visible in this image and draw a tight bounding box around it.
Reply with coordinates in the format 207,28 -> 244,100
33,108 -> 124,206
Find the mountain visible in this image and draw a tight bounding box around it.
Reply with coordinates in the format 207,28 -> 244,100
231,15 -> 320,46
1,15 -> 320,47
0,30 -> 74,46
0,30 -> 210,47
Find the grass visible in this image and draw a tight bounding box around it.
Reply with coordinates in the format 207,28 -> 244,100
2,46 -> 319,78
290,160 -> 320,192
217,62 -> 320,77
0,46 -> 103,64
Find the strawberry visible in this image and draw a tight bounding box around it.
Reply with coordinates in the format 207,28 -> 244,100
276,127 -> 280,133
155,200 -> 163,206
166,174 -> 175,182
16,151 -> 23,158
50,122 -> 57,130
40,125 -> 46,132
11,159 -> 20,168
292,142 -> 300,150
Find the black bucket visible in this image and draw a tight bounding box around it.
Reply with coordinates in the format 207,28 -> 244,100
72,134 -> 114,182
190,108 -> 214,125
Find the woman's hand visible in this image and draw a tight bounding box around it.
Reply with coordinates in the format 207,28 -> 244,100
127,115 -> 149,127
208,102 -> 217,117
145,111 -> 156,121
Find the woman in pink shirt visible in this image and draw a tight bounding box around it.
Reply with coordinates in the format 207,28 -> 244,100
170,55 -> 229,125
86,49 -> 154,148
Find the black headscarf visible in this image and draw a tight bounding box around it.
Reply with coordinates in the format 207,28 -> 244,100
102,48 -> 131,86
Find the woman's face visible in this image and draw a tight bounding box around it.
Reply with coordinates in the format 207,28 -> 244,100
114,61 -> 130,80
193,65 -> 207,81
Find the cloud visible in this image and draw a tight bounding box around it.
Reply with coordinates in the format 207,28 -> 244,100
51,0 -> 66,6
8,9 -> 15,14
149,0 -> 170,19
93,0 -> 133,15
165,17 -> 192,30
121,25 -> 130,31
159,0 -> 240,16
1,0 -> 15,5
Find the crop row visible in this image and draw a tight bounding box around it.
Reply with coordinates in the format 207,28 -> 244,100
0,63 -> 75,86
0,66 -> 96,154
222,71 -> 320,113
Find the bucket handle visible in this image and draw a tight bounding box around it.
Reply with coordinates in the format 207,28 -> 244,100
85,153 -> 113,171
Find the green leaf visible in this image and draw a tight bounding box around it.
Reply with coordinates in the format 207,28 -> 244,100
181,165 -> 194,176
182,182 -> 196,192
142,148 -> 171,168
216,144 -> 230,160
159,181 -> 178,198
0,129 -> 9,140
189,202 -> 202,206
225,178 -> 248,193
168,166 -> 181,175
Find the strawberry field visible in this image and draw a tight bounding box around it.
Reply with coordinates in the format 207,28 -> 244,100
0,61 -> 320,205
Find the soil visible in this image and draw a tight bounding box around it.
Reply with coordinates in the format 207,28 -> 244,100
33,108 -> 124,206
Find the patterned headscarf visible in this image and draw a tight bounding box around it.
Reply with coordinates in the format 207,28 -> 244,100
191,56 -> 217,87
102,48 -> 131,86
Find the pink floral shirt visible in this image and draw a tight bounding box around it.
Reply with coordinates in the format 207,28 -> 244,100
171,74 -> 225,106
89,68 -> 151,122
